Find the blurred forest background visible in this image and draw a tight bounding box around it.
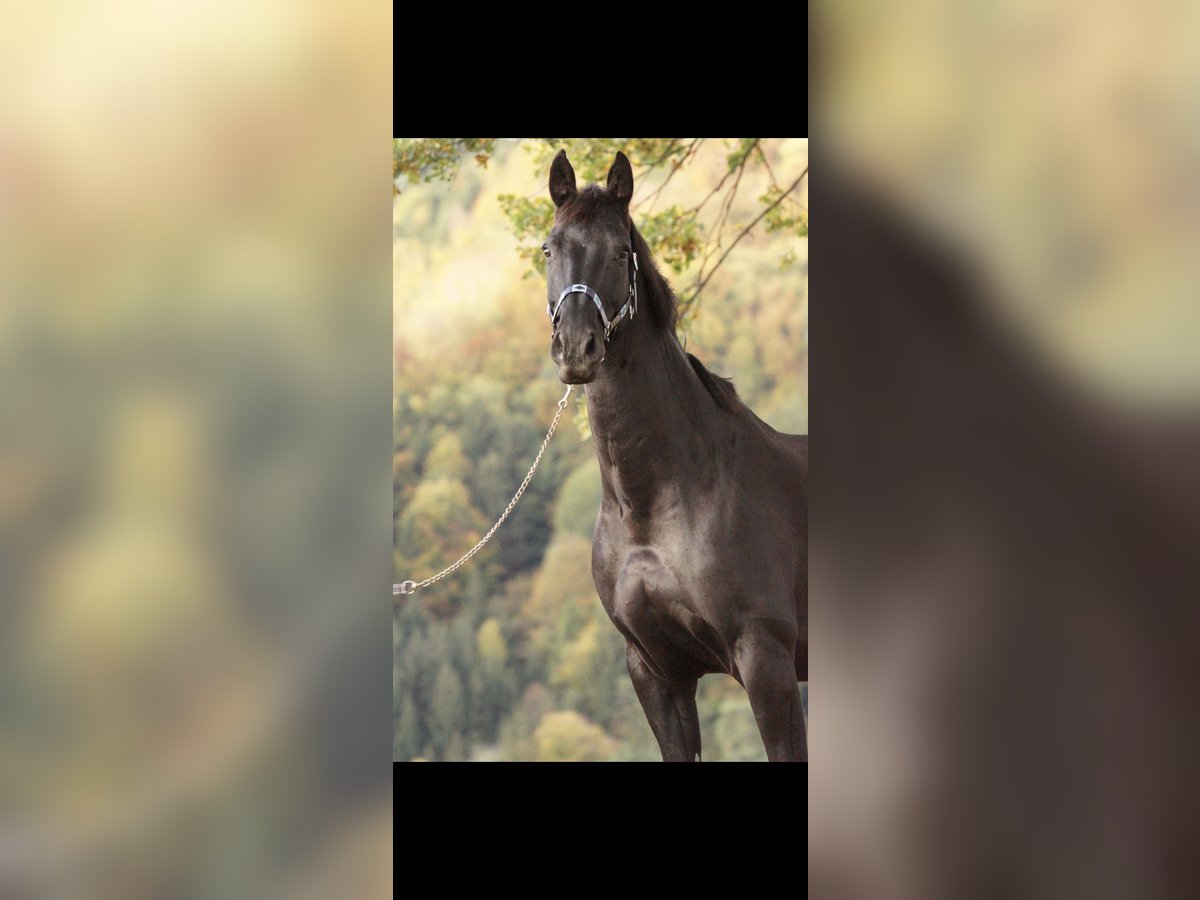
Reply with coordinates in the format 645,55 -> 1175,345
393,139 -> 808,761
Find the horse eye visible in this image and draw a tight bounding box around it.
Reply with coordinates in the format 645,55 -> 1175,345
542,243 -> 551,259
618,250 -> 629,261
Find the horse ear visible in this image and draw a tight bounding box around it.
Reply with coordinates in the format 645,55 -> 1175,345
607,151 -> 634,207
549,150 -> 577,208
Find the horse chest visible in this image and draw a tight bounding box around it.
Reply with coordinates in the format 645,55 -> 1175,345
597,531 -> 732,678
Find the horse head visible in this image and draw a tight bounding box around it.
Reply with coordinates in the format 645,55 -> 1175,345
545,150 -> 640,384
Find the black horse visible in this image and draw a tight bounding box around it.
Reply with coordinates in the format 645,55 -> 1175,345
543,150 -> 807,761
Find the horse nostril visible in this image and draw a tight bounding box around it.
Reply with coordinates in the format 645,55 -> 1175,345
584,334 -> 596,357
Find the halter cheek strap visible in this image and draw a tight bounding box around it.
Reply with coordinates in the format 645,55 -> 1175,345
548,252 -> 639,342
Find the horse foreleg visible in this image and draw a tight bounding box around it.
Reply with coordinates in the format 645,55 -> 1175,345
626,643 -> 701,762
736,634 -> 807,762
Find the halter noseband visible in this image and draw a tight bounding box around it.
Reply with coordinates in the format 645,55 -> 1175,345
547,252 -> 639,342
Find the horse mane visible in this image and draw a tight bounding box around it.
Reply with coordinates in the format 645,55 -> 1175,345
627,221 -> 678,334
559,183 -> 749,413
686,353 -> 742,412
629,223 -> 747,413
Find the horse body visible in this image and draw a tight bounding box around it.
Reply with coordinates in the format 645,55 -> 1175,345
544,150 -> 807,761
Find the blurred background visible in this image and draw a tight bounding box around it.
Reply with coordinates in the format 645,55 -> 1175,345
813,2 -> 1200,897
392,139 -> 809,761
817,0 -> 1200,404
5,0 -> 1200,891
0,2 -> 392,897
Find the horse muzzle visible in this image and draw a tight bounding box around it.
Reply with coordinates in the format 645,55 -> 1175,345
551,320 -> 605,384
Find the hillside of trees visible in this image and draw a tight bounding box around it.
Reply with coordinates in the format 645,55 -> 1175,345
394,140 -> 808,760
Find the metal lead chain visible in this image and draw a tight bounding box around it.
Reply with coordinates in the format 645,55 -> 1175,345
394,384 -> 574,597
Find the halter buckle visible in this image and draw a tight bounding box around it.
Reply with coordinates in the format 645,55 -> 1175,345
631,253 -> 638,318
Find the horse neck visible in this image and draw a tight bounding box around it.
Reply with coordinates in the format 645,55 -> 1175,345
584,319 -> 715,506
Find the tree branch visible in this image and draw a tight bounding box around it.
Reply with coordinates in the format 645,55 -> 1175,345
714,157 -> 747,243
687,140 -> 758,284
639,139 -> 701,212
755,142 -> 779,191
643,138 -> 685,173
684,138 -> 759,217
681,167 -> 808,316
